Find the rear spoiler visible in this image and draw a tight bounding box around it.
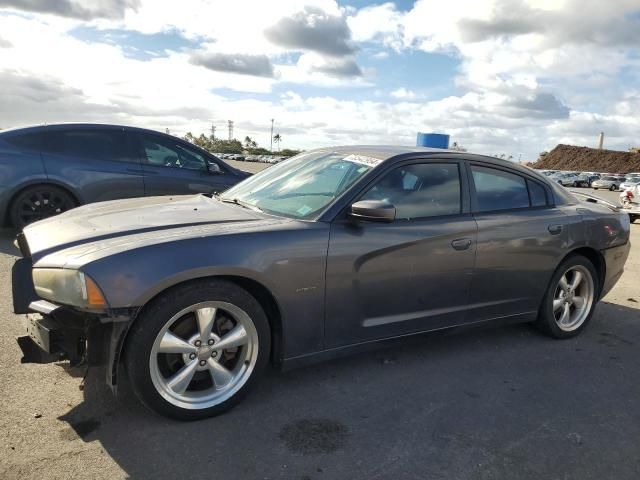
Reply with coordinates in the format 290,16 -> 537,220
569,191 -> 620,211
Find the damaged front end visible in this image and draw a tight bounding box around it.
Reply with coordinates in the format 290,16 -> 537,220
12,234 -> 133,392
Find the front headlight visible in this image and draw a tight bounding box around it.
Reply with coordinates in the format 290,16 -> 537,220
33,268 -> 107,309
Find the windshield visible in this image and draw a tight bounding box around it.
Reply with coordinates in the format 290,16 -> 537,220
220,151 -> 380,219
603,176 -> 616,181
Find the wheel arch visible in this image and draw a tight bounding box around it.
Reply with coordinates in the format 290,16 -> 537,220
561,247 -> 606,299
110,274 -> 284,390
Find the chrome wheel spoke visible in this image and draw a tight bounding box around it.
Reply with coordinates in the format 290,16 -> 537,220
570,271 -> 583,290
552,298 -> 564,312
159,331 -> 197,354
167,360 -> 198,394
559,303 -> 571,325
214,324 -> 248,351
207,358 -> 233,387
196,307 -> 217,343
573,296 -> 586,308
558,275 -> 569,292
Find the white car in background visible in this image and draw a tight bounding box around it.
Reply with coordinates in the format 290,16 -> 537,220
554,172 -> 590,187
620,176 -> 640,191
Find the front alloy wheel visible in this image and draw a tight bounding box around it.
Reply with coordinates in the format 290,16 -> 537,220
125,280 -> 270,420
149,302 -> 259,411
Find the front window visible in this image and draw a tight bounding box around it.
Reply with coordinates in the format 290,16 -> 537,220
140,135 -> 208,171
221,151 -> 380,219
360,163 -> 461,220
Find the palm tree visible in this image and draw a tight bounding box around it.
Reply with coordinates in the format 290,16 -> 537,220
273,133 -> 282,152
244,136 -> 253,149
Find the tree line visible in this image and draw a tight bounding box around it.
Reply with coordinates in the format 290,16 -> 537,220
183,132 -> 301,157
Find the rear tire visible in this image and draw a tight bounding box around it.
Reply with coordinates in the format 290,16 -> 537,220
535,255 -> 598,339
10,185 -> 76,230
124,279 -> 270,420
610,185 -> 617,191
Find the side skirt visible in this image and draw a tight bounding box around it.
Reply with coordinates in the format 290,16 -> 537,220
280,311 -> 537,371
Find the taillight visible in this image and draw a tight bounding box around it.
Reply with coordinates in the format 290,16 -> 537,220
626,191 -> 634,199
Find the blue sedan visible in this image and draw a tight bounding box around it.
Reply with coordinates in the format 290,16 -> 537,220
0,124 -> 248,228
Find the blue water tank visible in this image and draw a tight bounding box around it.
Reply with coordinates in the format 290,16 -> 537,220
416,132 -> 450,149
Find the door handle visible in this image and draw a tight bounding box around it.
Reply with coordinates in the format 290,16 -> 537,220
548,224 -> 563,235
451,238 -> 472,250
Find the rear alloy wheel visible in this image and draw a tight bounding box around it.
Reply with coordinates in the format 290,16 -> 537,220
125,280 -> 270,420
10,185 -> 75,229
535,256 -> 598,338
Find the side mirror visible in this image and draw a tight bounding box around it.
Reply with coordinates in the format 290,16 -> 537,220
348,200 -> 395,223
207,162 -> 222,175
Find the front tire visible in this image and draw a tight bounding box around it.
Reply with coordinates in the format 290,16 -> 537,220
535,255 -> 598,339
125,280 -> 270,420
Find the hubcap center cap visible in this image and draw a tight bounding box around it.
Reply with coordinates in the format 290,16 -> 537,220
197,346 -> 213,361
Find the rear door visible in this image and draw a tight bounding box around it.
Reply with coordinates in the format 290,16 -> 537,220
41,127 -> 144,202
466,163 -> 568,321
134,132 -> 232,196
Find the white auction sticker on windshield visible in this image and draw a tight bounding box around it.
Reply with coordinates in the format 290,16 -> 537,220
343,154 -> 382,168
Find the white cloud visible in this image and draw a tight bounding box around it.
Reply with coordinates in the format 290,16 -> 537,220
390,88 -> 416,99
0,0 -> 639,160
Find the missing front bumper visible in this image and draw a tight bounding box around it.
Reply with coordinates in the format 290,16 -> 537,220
17,311 -> 87,366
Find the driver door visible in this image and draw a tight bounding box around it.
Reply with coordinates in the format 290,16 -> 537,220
134,133 -> 229,195
324,160 -> 477,347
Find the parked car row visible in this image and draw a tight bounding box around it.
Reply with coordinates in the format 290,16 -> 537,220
0,124 -> 250,228
537,169 -> 640,191
216,153 -> 286,164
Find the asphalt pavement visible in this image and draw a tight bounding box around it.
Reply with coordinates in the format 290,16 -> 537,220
1,187 -> 639,480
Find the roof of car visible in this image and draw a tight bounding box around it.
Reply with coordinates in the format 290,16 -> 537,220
311,144 -> 538,175
0,122 -> 176,136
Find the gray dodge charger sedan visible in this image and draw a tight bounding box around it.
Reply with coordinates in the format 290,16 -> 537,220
13,147 -> 631,420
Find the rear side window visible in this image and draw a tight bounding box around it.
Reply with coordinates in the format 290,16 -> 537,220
471,166 -> 529,212
527,179 -> 547,207
44,129 -> 137,163
4,132 -> 42,151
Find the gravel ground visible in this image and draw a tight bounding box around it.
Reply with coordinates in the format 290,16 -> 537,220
1,187 -> 639,480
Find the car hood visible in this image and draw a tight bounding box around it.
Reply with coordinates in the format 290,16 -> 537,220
21,194 -> 273,261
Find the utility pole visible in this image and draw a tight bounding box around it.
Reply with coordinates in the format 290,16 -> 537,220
270,118 -> 274,152
210,123 -> 216,140
228,120 -> 234,141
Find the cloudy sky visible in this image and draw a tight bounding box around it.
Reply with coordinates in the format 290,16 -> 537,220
0,0 -> 638,160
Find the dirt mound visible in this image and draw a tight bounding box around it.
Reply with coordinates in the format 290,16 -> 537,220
532,144 -> 640,173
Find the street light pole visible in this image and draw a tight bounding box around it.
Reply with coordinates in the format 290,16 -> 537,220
270,118 -> 274,152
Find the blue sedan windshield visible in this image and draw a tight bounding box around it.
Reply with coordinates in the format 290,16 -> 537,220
221,151 -> 380,219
